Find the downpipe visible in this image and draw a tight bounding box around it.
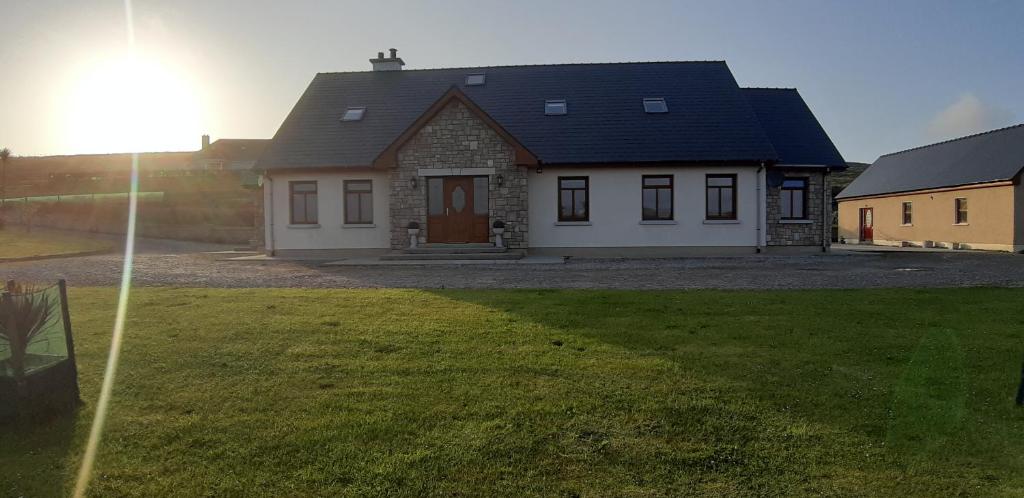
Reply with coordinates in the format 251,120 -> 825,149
265,173 -> 275,256
822,167 -> 830,253
1016,355 -> 1024,406
755,162 -> 764,253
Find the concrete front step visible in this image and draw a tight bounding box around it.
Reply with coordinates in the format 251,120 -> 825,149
381,251 -> 524,261
404,245 -> 508,254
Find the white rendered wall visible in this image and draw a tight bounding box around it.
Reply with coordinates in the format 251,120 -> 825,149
265,170 -> 391,251
528,166 -> 761,248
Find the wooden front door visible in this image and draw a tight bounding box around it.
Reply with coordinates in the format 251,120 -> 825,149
859,208 -> 874,242
427,176 -> 490,243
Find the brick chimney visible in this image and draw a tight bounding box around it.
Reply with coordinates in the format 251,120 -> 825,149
201,134 -> 210,150
370,48 -> 404,71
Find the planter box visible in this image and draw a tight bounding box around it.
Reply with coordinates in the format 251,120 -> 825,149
0,356 -> 80,421
0,280 -> 81,423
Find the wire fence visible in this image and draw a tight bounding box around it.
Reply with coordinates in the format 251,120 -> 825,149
0,191 -> 165,205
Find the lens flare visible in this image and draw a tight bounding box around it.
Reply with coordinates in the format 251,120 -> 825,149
73,2 -> 141,497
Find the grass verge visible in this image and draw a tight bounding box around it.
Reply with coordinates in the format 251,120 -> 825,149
1,287 -> 1022,496
0,229 -> 112,261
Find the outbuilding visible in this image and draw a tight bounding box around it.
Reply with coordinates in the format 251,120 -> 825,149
837,125 -> 1024,252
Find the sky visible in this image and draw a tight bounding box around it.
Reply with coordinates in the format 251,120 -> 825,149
1,0 -> 1022,163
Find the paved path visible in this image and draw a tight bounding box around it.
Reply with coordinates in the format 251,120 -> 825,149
2,233 -> 1023,289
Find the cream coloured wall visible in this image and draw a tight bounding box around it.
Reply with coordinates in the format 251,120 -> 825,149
528,166 -> 763,249
1017,182 -> 1024,247
837,183 -> 1019,251
265,170 -> 392,252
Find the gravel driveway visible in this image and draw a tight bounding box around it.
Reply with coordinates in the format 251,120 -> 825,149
2,232 -> 1023,289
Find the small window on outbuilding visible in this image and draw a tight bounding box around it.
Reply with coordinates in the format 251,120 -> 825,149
465,74 -> 486,86
955,198 -> 968,224
901,202 -> 913,225
545,99 -> 567,115
643,98 -> 668,113
341,107 -> 366,121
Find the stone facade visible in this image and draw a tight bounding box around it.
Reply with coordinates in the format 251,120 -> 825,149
389,100 -> 529,249
766,170 -> 830,246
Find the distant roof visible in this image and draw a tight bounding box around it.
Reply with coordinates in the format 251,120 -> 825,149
837,124 -> 1024,199
258,61 -> 789,169
742,88 -> 846,168
195,139 -> 270,162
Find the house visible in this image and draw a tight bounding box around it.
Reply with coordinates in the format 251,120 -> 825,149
256,49 -> 846,257
192,136 -> 270,173
836,124 -> 1024,253
191,136 -> 272,245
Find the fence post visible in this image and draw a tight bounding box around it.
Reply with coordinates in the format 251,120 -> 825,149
3,281 -> 21,385
1016,357 -> 1024,406
57,279 -> 81,403
2,290 -> 12,371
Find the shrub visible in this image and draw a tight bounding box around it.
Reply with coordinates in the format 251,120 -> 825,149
0,283 -> 56,382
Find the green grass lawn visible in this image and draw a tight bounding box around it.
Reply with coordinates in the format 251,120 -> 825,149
2,288 -> 1023,497
0,229 -> 112,260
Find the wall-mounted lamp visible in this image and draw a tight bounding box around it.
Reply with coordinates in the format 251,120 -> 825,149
409,177 -> 418,189
536,165 -> 543,174
496,174 -> 504,187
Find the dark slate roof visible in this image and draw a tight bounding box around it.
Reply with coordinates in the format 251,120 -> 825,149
836,124 -> 1024,199
258,61 -> 789,169
742,88 -> 846,168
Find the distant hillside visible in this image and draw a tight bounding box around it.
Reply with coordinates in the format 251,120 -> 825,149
832,162 -> 870,193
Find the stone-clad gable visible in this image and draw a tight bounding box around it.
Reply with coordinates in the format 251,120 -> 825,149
390,100 -> 529,249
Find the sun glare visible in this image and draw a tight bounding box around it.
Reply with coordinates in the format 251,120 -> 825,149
62,53 -> 202,154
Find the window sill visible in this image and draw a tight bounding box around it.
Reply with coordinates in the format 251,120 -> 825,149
779,219 -> 812,224
953,223 -> 969,226
900,223 -> 913,227
639,220 -> 677,225
342,223 -> 376,228
554,221 -> 592,226
288,224 -> 320,229
703,219 -> 740,225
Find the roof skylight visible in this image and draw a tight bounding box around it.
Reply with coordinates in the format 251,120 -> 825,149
643,98 -> 668,113
465,74 -> 486,86
545,99 -> 567,116
341,107 -> 366,121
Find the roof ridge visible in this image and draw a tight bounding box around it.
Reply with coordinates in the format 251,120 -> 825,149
316,60 -> 727,75
878,123 -> 1024,159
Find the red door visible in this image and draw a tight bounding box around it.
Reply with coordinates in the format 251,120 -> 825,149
427,177 -> 489,243
859,208 -> 874,243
